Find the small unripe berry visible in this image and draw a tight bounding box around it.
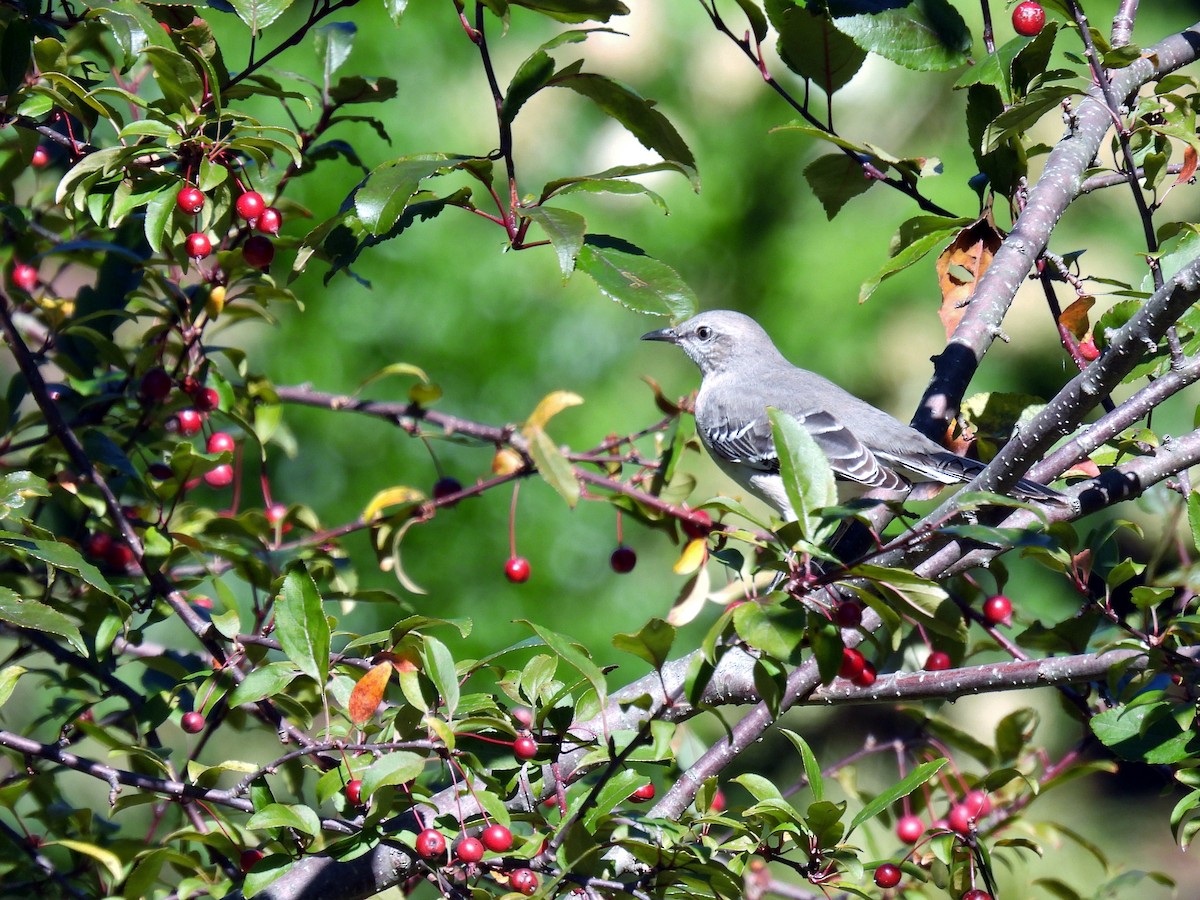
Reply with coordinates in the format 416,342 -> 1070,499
630,783 -> 656,802
176,185 -> 205,214
414,828 -> 446,859
235,190 -> 266,220
344,779 -> 363,805
204,464 -> 234,488
982,594 -> 1013,626
610,545 -> 637,573
925,650 -> 952,671
513,733 -> 538,760
176,409 -> 204,436
1012,1 -> 1046,36
11,263 -> 38,293
510,869 -> 538,895
242,235 -> 275,270
181,711 -> 205,733
505,556 -> 531,583
207,431 -> 235,454
896,814 -> 924,844
257,207 -> 282,235
186,231 -> 212,259
874,862 -> 902,889
31,145 -> 50,168
455,836 -> 484,863
481,823 -> 513,853
239,848 -> 264,873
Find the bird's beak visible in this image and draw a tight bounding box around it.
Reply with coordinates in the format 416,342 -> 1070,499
641,325 -> 678,343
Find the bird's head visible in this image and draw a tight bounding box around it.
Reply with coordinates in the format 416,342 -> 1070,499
641,309 -> 778,376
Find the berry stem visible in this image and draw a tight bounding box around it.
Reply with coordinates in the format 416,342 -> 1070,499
508,482 -> 520,559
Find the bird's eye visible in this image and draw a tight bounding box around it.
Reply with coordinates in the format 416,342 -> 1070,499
696,326 -> 713,340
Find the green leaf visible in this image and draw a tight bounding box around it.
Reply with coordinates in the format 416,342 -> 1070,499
526,426 -> 581,507
983,84 -> 1081,152
859,215 -> 973,302
227,662 -> 300,708
766,2 -> 867,94
229,0 -> 295,32
849,758 -> 948,832
576,234 -> 697,319
552,73 -> 697,187
141,47 -> 203,114
767,407 -> 836,538
1092,702 -> 1200,765
246,803 -> 321,837
733,601 -> 807,661
502,49 -> 559,124
832,0 -> 972,72
360,751 -> 425,798
520,621 -> 608,705
0,587 -> 86,656
275,565 -> 330,687
421,635 -> 460,717
508,0 -> 629,25
780,729 -> 823,802
0,665 -> 28,709
804,153 -> 874,220
582,768 -> 645,830
612,617 -> 675,669
354,154 -> 465,235
0,472 -> 49,517
88,0 -> 176,71
1170,788 -> 1200,851
522,206 -> 586,279
314,22 -> 355,79
0,531 -> 117,599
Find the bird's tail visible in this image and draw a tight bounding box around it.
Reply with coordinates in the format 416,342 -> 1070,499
892,451 -> 1068,505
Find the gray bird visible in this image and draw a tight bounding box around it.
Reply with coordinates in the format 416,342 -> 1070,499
642,309 -> 1063,519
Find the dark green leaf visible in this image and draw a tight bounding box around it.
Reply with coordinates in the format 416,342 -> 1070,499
422,635 -> 460,717
734,600 -> 807,661
509,0 -> 629,25
832,0 -> 971,72
360,751 -> 425,798
522,206 -> 586,279
780,729 -> 824,802
576,234 -> 697,319
767,1 -> 867,94
315,22 -> 355,79
0,587 -> 86,655
612,617 -> 675,669
275,564 -> 330,686
0,531 -> 117,599
850,758 -> 947,832
768,407 -> 836,538
229,0 -> 295,32
804,153 -> 874,220
859,215 -> 973,302
502,50 -> 559,124
1092,702 -> 1200,765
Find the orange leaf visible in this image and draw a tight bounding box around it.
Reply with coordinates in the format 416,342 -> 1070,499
348,662 -> 392,724
1176,146 -> 1198,187
936,216 -> 1004,338
1063,459 -> 1101,479
1058,295 -> 1095,340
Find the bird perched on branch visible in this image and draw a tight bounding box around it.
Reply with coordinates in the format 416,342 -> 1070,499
642,309 -> 1064,520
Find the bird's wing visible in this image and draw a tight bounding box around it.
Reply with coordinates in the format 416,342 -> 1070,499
704,407 -> 908,491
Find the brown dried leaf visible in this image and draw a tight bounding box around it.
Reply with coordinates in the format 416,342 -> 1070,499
1176,146 -> 1198,187
641,375 -> 681,415
348,662 -> 392,724
1059,295 -> 1095,340
936,217 -> 1004,338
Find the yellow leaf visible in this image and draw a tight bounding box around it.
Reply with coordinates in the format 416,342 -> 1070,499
348,662 -> 392,724
667,567 -> 712,626
673,537 -> 709,575
206,285 -> 226,319
50,840 -> 123,881
363,486 -> 425,521
524,390 -> 583,432
492,447 -> 524,475
408,381 -> 442,405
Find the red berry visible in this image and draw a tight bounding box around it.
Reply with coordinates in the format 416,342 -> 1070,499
11,263 -> 38,293
84,532 -> 114,559
610,545 -> 637,573
176,409 -> 204,436
481,823 -> 513,853
710,788 -> 726,813
236,191 -> 266,220
194,386 -> 220,412
874,862 -> 902,889
181,711 -> 205,733
681,509 -> 712,539
961,789 -> 992,818
838,647 -> 866,680
139,367 -> 173,402
512,706 -> 533,729
962,891 -> 992,900
191,595 -> 214,609
630,783 -> 656,802
207,431 -> 235,454
414,828 -> 446,859
239,848 -> 263,873
204,464 -> 234,488
186,231 -> 212,259
925,650 -> 952,671
982,594 -> 1013,626
176,185 -> 205,214
432,476 -> 462,506
896,814 -> 924,844
266,503 -> 288,525
510,869 -> 538,895
948,801 -> 982,836
31,145 -> 50,168
1079,335 -> 1100,361
242,235 -> 274,269
505,556 -> 531,584
344,779 -> 363,805
257,207 -> 282,235
455,836 -> 484,863
834,601 -> 862,628
105,542 -> 134,570
1012,1 -> 1046,36
852,660 -> 877,688
513,734 -> 538,760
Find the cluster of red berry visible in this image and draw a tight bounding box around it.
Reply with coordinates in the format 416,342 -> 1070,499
176,185 -> 280,270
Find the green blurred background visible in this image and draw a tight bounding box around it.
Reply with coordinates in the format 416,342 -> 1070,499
207,2 -> 1200,892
